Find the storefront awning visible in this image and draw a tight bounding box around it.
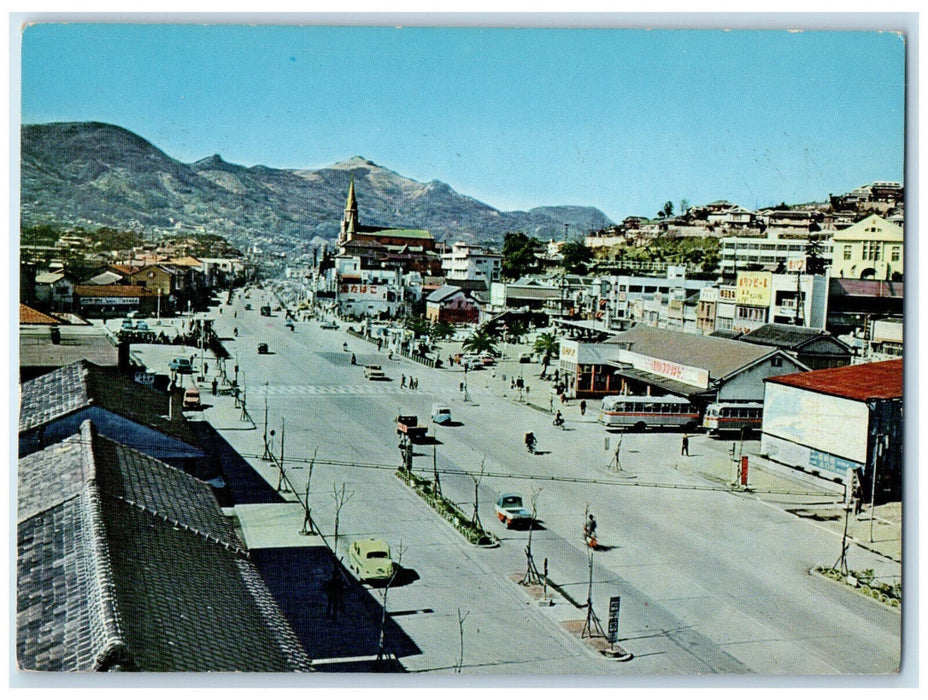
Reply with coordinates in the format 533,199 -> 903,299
605,363 -> 714,400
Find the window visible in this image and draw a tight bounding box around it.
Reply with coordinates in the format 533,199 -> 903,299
843,245 -> 852,261
862,241 -> 882,261
891,246 -> 901,262
771,356 -> 783,367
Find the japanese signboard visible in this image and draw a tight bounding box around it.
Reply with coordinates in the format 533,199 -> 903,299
608,596 -> 621,644
736,271 -> 772,307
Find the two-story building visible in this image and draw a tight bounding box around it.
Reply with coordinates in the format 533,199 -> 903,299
831,214 -> 904,281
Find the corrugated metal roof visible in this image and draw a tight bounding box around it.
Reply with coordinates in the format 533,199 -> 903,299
765,359 -> 903,401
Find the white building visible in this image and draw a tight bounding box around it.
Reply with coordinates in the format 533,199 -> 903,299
720,232 -> 834,276
440,242 -> 502,287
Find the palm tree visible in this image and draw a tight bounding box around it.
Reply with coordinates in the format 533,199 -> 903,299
462,329 -> 498,356
429,320 -> 455,344
533,332 -> 559,378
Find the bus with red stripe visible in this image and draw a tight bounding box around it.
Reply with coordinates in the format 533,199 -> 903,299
702,402 -> 763,435
599,395 -> 700,431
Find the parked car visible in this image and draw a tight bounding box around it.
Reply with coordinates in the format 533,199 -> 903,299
518,352 -> 535,363
121,319 -> 135,330
244,303 -> 252,310
182,387 -> 201,409
169,357 -> 193,374
135,320 -> 150,331
348,538 -> 395,582
320,320 -> 339,330
462,357 -> 482,370
257,343 -> 269,354
430,403 -> 452,424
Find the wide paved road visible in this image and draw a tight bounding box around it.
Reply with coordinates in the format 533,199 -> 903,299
204,287 -> 901,676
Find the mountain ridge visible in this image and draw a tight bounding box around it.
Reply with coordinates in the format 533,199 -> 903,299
21,121 -> 614,251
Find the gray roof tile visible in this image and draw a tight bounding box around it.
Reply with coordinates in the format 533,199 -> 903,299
17,422 -> 312,672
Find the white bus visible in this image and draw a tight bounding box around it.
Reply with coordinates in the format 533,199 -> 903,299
600,395 -> 700,431
702,402 -> 763,434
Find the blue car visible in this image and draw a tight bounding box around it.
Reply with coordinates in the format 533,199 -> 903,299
169,357 -> 193,374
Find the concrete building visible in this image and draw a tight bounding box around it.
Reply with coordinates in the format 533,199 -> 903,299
831,214 -> 904,281
591,267 -> 713,332
761,359 -> 903,500
16,421 -> 312,672
719,232 -> 834,276
440,242 -> 502,287
732,271 -> 829,333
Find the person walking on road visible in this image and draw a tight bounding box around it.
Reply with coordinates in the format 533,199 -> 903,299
580,400 -> 587,416
401,374 -> 406,388
681,434 -> 690,456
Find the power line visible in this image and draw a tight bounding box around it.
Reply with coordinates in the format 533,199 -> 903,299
236,452 -> 828,497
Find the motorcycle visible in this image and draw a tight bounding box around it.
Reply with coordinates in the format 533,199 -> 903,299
552,412 -> 565,429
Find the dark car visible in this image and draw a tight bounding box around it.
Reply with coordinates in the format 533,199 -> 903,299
257,343 -> 269,354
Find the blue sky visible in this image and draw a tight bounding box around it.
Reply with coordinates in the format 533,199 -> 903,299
19,23 -> 906,223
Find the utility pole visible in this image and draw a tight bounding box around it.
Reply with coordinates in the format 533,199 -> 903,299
262,383 -> 271,460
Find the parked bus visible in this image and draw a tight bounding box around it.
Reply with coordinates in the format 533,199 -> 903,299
600,395 -> 700,431
702,402 -> 763,435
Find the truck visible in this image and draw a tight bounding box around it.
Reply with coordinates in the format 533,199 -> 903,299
495,493 -> 533,529
396,415 -> 428,442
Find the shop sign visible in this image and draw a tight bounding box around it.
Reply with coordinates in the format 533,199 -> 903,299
736,271 -> 772,307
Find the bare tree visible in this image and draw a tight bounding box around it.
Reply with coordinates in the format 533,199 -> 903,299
300,447 -> 318,535
331,482 -> 354,563
456,608 -> 470,673
376,540 -> 406,664
469,458 -> 487,529
521,486 -> 543,585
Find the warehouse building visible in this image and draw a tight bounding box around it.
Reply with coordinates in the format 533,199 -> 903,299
761,359 -> 903,501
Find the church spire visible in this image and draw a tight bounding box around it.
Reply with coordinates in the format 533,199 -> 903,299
339,174 -> 359,244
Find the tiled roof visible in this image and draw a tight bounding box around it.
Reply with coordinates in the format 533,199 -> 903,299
19,361 -> 197,447
604,324 -> 775,380
765,359 -> 903,401
17,422 -> 312,672
740,323 -> 849,351
19,304 -> 64,325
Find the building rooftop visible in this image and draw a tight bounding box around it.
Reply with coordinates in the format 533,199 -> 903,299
739,323 -> 851,352
19,303 -> 65,325
19,360 -> 196,447
765,359 -> 903,401
16,422 -> 312,672
605,324 -> 777,381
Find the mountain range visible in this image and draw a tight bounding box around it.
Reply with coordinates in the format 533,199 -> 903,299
20,122 -> 613,251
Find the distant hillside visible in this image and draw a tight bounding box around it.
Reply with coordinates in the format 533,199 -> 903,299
20,122 -> 614,251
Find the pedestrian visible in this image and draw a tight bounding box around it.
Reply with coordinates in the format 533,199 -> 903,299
560,392 -> 567,404
204,362 -> 209,375
580,400 -> 587,416
681,434 -> 690,456
511,378 -> 515,389
401,374 -> 406,388
211,378 -> 218,395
